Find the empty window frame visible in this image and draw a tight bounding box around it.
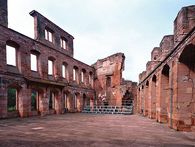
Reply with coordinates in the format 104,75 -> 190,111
73,67 -> 78,82
62,64 -> 67,78
60,38 -> 67,49
106,76 -> 111,87
6,45 -> 16,66
81,69 -> 86,84
45,29 -> 53,42
81,71 -> 84,83
48,60 -> 53,75
30,54 -> 37,71
31,90 -> 38,111
7,88 -> 18,112
49,92 -> 55,110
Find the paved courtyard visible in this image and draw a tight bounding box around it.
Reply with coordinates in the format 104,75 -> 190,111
0,114 -> 195,147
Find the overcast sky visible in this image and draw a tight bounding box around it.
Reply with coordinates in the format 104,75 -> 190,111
8,0 -> 195,82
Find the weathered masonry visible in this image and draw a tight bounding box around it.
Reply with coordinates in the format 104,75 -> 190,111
137,5 -> 195,131
93,53 -> 137,111
0,0 -> 95,118
0,0 -> 137,118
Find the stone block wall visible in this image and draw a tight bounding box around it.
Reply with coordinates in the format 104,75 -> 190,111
137,5 -> 195,131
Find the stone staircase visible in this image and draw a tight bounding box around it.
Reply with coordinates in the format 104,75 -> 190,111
82,105 -> 133,115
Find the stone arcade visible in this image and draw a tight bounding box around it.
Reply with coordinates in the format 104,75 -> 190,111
137,5 -> 195,131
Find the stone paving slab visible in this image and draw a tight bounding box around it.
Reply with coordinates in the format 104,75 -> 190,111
0,114 -> 195,147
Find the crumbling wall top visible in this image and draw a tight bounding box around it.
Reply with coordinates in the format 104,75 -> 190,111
30,10 -> 74,57
174,5 -> 195,45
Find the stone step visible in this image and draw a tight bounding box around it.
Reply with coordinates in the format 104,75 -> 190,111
82,105 -> 133,115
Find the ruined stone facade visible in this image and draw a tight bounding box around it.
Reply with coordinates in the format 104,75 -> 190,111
137,5 -> 195,131
0,0 -> 95,118
0,0 -> 136,118
93,53 -> 137,110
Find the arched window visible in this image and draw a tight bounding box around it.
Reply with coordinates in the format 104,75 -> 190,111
73,66 -> 78,83
62,62 -> 68,79
81,69 -> 86,84
6,45 -> 16,66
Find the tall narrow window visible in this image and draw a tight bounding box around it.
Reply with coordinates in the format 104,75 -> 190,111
48,60 -> 53,75
7,88 -> 17,112
31,90 -> 38,111
106,76 -> 111,87
73,68 -> 76,81
45,29 -> 53,42
6,45 -> 16,66
49,92 -> 55,109
60,38 -> 67,49
62,64 -> 66,78
81,71 -> 84,83
31,54 -> 37,71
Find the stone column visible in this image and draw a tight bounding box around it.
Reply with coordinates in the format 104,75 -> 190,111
39,88 -> 49,116
171,61 -> 195,131
144,84 -> 149,116
148,77 -> 157,119
55,90 -> 62,114
18,83 -> 31,117
0,77 -> 7,118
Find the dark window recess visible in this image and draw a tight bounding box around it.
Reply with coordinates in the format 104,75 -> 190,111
106,76 -> 111,87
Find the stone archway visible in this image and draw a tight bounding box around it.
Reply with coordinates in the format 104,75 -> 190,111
83,93 -> 90,109
157,64 -> 170,123
175,44 -> 195,130
122,90 -> 133,107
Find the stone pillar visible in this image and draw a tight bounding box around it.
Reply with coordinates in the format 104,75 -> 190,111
140,86 -> 144,114
0,77 -> 7,118
77,94 -> 83,112
67,93 -> 72,112
144,84 -> 149,116
156,73 -> 161,122
18,83 -> 31,117
55,90 -> 62,114
148,79 -> 152,118
156,71 -> 169,123
136,88 -> 140,113
39,88 -> 49,116
90,95 -> 94,111
148,78 -> 157,119
171,61 -> 195,131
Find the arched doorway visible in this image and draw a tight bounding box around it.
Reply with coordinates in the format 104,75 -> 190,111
158,64 -> 170,123
177,44 -> 195,130
83,93 -> 90,109
122,90 -> 133,107
151,75 -> 157,119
